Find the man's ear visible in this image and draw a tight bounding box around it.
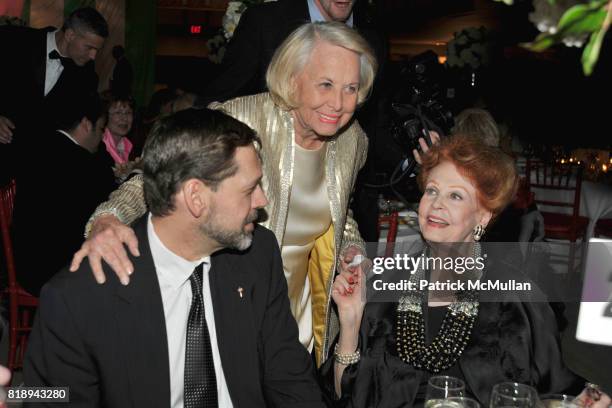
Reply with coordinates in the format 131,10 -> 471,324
81,117 -> 92,134
181,179 -> 211,218
64,28 -> 76,43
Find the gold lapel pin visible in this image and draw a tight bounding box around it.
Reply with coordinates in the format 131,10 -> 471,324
237,287 -> 244,298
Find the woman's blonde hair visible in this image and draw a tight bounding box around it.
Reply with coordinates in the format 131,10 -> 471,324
266,21 -> 377,111
453,108 -> 500,147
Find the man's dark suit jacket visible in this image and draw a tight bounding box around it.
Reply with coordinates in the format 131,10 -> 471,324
0,26 -> 99,183
12,130 -> 116,296
199,0 -> 387,105
24,217 -> 327,407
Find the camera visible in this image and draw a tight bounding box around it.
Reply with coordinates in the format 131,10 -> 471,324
389,51 -> 455,174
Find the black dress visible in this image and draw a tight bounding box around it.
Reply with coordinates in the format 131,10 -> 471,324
320,248 -> 584,407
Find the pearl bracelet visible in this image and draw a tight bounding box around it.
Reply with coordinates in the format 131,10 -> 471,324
334,343 -> 360,365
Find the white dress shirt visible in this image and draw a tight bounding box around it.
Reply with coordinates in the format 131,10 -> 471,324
56,129 -> 79,146
45,30 -> 64,96
147,214 -> 234,408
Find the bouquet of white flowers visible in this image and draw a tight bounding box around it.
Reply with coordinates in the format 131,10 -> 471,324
494,0 -> 611,76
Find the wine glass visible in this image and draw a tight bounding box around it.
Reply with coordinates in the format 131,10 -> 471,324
489,382 -> 538,408
539,394 -> 581,408
426,376 -> 466,408
445,397 -> 481,408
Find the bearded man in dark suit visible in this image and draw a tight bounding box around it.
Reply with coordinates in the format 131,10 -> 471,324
0,7 -> 108,184
24,108 -> 327,408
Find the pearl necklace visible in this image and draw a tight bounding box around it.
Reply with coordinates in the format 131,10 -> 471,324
395,245 -> 480,373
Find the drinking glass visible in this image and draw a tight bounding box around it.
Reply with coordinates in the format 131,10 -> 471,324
489,382 -> 538,408
445,397 -> 481,408
426,376 -> 466,408
539,394 -> 581,408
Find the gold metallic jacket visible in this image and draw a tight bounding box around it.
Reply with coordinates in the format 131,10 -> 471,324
87,93 -> 367,365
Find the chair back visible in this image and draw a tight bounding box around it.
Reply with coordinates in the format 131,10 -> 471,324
526,159 -> 583,218
0,179 -> 17,290
1,179 -> 39,376
378,211 -> 399,258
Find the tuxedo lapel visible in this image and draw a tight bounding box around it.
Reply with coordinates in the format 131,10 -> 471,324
32,28 -> 49,98
113,218 -> 172,407
209,251 -> 265,406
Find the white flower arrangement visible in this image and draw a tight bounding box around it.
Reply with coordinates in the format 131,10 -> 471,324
222,1 -> 247,40
207,0 -> 277,63
528,0 -> 588,47
493,0 -> 610,76
446,26 -> 492,69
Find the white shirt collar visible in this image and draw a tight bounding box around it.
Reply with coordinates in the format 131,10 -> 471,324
147,213 -> 210,290
56,129 -> 80,146
307,0 -> 354,27
46,30 -> 63,58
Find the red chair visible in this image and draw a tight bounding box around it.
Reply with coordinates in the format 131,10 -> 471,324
378,211 -> 399,258
0,179 -> 38,380
526,159 -> 589,274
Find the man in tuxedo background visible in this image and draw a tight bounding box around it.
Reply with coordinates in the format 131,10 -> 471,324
24,108 -> 326,408
199,0 -> 385,104
12,93 -> 116,296
0,7 -> 108,184
199,0 -> 388,242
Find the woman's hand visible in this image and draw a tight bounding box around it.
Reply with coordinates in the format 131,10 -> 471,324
575,386 -> 611,408
69,214 -> 140,285
332,253 -> 367,397
413,130 -> 441,165
335,246 -> 368,330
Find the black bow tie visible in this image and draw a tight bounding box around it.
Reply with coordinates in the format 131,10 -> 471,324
48,50 -> 70,66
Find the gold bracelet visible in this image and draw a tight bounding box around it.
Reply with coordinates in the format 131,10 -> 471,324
334,343 -> 360,365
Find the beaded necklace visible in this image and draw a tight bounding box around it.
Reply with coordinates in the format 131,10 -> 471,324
395,245 -> 480,373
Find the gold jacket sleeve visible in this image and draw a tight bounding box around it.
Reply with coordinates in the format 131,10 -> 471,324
84,174 -> 146,238
339,136 -> 368,257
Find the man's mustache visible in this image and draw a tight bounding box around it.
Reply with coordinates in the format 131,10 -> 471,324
245,211 -> 258,224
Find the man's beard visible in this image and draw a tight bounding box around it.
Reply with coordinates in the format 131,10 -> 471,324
200,208 -> 258,251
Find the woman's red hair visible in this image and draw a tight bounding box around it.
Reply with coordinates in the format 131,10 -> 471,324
417,134 -> 518,216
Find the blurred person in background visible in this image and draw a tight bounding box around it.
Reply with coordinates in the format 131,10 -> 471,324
0,7 -> 108,185
12,94 -> 116,296
102,92 -> 134,166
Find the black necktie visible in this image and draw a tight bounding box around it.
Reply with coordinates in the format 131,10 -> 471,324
48,49 -> 70,66
184,263 -> 218,408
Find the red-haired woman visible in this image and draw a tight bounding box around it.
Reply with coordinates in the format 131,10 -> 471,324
325,134 -> 610,408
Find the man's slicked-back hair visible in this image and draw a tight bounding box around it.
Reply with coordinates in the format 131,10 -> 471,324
62,7 -> 109,38
143,108 -> 261,217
